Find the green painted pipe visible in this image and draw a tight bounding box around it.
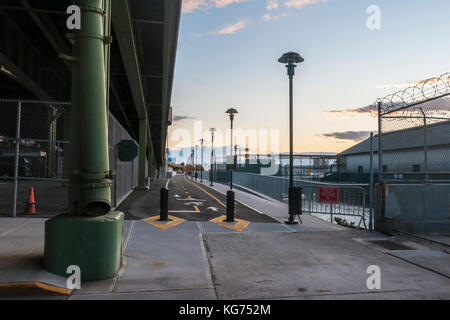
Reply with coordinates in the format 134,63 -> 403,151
137,118 -> 148,189
76,0 -> 112,216
67,36 -> 83,216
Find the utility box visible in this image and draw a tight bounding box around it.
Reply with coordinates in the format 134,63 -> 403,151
289,186 -> 302,215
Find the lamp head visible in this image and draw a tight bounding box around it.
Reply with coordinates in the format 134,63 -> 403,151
226,108 -> 238,120
278,51 -> 304,65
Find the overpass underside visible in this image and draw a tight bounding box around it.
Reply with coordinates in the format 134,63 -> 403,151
0,0 -> 181,280
0,0 -> 180,178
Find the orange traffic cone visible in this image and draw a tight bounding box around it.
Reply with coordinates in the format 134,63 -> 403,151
25,186 -> 36,215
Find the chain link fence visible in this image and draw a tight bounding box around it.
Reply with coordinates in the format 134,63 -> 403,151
375,73 -> 450,234
108,113 -> 139,207
0,99 -> 139,217
0,99 -> 70,217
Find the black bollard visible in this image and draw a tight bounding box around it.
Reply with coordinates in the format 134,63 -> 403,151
226,190 -> 235,222
160,187 -> 169,221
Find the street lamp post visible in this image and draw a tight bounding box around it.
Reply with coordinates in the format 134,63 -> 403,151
195,145 -> 198,180
191,148 -> 194,178
226,108 -> 238,190
199,139 -> 205,183
225,108 -> 238,223
209,128 -> 216,186
279,51 -> 304,225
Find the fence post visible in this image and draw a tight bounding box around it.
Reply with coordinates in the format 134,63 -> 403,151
12,100 -> 22,217
330,203 -> 333,223
369,132 -> 374,231
309,181 -> 312,214
377,102 -> 383,184
421,110 -> 428,182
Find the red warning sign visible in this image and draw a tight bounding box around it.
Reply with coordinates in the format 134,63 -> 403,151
318,187 -> 339,204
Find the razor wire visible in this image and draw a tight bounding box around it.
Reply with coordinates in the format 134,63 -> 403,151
372,73 -> 450,127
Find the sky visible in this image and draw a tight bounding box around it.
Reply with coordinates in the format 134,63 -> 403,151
168,0 -> 450,163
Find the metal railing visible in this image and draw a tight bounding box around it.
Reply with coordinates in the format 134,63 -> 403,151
232,172 -> 370,229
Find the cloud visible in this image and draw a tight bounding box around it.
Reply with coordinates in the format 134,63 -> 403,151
284,0 -> 328,9
198,19 -> 248,36
173,115 -> 195,122
266,0 -> 279,10
217,19 -> 248,34
263,12 -> 288,21
182,0 -> 253,13
214,0 -> 253,8
370,77 -> 450,89
321,105 -> 374,116
182,0 -> 208,13
321,131 -> 372,141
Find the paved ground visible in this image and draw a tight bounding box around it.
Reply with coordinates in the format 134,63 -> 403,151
0,174 -> 449,300
118,175 -> 278,223
0,180 -> 67,217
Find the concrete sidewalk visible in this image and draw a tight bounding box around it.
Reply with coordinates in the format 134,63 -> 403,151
0,178 -> 449,299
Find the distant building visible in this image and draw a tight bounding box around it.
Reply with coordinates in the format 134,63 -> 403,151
338,121 -> 450,180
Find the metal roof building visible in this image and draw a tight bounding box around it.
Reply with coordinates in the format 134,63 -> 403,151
339,120 -> 450,174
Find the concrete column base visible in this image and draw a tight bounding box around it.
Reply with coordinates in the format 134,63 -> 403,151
44,211 -> 124,281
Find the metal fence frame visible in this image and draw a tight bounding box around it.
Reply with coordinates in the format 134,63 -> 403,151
376,73 -> 450,183
0,99 -> 71,217
374,73 -> 450,234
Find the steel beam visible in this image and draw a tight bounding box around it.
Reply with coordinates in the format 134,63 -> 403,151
136,118 -> 149,190
0,7 -> 68,100
20,0 -> 71,60
111,0 -> 148,121
110,79 -> 136,139
0,52 -> 53,101
159,0 -> 181,163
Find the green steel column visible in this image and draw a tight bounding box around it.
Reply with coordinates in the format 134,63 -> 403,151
148,147 -> 156,179
77,0 -> 113,215
44,0 -> 123,281
136,118 -> 149,190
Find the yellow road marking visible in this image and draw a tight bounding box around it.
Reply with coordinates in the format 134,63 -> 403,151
210,215 -> 249,232
185,179 -> 226,208
142,215 -> 186,230
0,282 -> 71,296
194,205 -> 200,212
